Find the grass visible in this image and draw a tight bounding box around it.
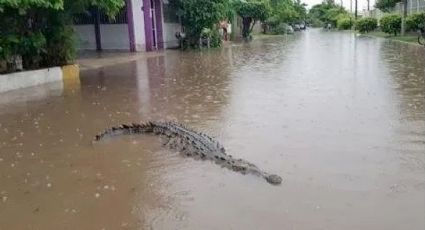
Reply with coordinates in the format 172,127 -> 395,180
362,31 -> 419,45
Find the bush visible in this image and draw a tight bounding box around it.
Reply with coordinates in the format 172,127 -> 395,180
325,10 -> 349,28
337,17 -> 353,30
355,17 -> 378,33
21,32 -> 47,69
267,22 -> 293,34
200,28 -> 222,48
309,18 -> 323,28
41,11 -> 76,66
380,14 -> 401,36
177,0 -> 227,47
0,0 -> 125,73
235,0 -> 271,38
406,13 -> 425,32
265,16 -> 293,34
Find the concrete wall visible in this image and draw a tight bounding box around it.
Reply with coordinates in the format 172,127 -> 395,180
0,65 -> 79,94
74,25 -> 97,50
73,0 -> 181,51
163,22 -> 181,49
100,24 -> 130,50
130,0 -> 146,51
0,67 -> 62,93
74,24 -> 130,50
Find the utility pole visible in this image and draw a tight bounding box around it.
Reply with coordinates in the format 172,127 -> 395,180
354,0 -> 358,19
367,0 -> 370,11
401,0 -> 408,35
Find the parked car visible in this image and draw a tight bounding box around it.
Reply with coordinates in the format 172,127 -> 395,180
300,23 -> 306,30
293,24 -> 301,31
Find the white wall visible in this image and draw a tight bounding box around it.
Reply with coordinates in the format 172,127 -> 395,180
131,0 -> 146,51
0,67 -> 63,93
74,25 -> 97,50
100,24 -> 130,50
163,22 -> 181,49
74,24 -> 130,50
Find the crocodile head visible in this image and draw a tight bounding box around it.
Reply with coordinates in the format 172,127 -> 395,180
265,174 -> 283,185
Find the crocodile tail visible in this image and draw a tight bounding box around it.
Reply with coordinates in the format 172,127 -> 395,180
94,122 -> 155,141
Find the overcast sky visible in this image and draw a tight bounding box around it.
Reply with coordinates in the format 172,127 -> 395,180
303,0 -> 376,12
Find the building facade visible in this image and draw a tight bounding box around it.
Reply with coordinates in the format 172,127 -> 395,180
73,0 -> 181,52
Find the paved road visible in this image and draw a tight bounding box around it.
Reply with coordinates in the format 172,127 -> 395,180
0,29 -> 424,229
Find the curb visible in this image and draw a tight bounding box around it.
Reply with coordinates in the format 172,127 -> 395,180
359,33 -> 422,47
0,64 -> 80,94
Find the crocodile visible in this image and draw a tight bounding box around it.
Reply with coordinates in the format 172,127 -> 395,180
94,121 -> 282,185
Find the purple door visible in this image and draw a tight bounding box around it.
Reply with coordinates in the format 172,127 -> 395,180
143,0 -> 163,51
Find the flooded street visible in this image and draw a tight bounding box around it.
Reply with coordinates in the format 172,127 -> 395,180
0,29 -> 424,229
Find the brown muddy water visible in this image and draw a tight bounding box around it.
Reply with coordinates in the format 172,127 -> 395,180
0,29 -> 424,229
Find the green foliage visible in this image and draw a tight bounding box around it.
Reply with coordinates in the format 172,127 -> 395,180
270,1 -> 298,24
0,35 -> 20,61
337,17 -> 353,30
234,0 -> 271,37
21,32 -> 47,69
198,28 -> 222,48
0,0 -> 124,72
308,2 -> 350,28
325,8 -> 348,27
41,11 -> 76,66
0,0 -> 124,15
268,22 -> 293,34
293,0 -> 307,22
0,0 -> 63,10
374,0 -> 400,12
235,0 -> 270,21
406,13 -> 425,32
380,14 -> 401,36
355,17 -> 377,33
174,0 -> 227,47
264,0 -> 306,34
309,17 -> 323,27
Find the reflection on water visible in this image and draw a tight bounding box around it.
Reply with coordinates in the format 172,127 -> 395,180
0,29 -> 424,229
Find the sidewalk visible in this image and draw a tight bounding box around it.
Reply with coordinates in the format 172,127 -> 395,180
361,31 -> 421,46
76,50 -> 168,71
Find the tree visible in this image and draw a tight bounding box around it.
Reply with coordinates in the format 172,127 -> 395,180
293,0 -> 307,22
307,2 -> 350,27
374,0 -> 400,12
171,0 -> 227,47
0,0 -> 125,72
234,0 -> 270,38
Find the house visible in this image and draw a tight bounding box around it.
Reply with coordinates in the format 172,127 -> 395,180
73,0 -> 181,52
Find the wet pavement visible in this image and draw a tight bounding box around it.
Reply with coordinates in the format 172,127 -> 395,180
0,29 -> 424,229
